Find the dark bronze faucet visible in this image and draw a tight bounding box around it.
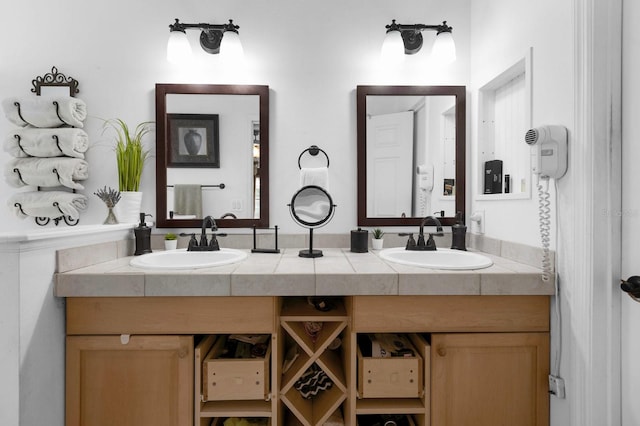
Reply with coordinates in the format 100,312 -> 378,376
405,215 -> 444,251
181,215 -> 225,251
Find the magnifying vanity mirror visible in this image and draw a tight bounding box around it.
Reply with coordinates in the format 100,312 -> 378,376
155,84 -> 269,228
289,185 -> 336,258
356,85 -> 466,227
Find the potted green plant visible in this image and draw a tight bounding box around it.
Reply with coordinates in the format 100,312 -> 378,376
164,232 -> 178,250
104,119 -> 152,223
371,228 -> 384,250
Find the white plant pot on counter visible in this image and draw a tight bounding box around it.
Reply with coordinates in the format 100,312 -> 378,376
114,191 -> 142,224
371,238 -> 384,250
164,240 -> 178,251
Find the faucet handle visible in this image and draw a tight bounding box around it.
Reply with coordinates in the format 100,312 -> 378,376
426,234 -> 437,249
209,235 -> 220,251
180,233 -> 198,251
399,233 -> 416,249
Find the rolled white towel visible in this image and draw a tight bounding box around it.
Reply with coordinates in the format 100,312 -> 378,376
4,127 -> 89,158
5,157 -> 89,190
2,96 -> 87,128
8,190 -> 88,219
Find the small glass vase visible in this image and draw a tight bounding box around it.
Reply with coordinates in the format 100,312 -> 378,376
103,207 -> 119,225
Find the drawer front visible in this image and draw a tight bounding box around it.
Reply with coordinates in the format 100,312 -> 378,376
352,295 -> 550,333
66,297 -> 276,335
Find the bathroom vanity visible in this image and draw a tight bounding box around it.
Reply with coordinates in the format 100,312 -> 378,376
56,243 -> 552,426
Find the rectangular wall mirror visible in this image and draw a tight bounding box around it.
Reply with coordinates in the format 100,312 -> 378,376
357,85 -> 466,227
155,84 -> 269,228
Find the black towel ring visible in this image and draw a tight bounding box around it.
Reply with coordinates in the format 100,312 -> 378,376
298,145 -> 330,169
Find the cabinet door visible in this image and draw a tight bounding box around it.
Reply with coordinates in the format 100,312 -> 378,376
66,335 -> 193,426
431,333 -> 549,426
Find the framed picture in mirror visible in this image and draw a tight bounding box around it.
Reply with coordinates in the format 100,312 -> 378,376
168,113 -> 220,168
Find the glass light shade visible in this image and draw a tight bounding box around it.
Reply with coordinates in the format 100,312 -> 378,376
220,31 -> 244,62
167,31 -> 192,64
431,31 -> 456,64
381,30 -> 405,63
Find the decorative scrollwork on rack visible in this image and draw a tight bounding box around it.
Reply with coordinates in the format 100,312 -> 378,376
31,66 -> 79,97
32,202 -> 80,227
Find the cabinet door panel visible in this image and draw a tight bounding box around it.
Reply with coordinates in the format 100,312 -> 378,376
66,335 -> 193,426
431,333 -> 549,426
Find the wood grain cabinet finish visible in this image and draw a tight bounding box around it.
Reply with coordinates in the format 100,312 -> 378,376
64,296 -> 549,426
431,333 -> 549,426
66,335 -> 194,426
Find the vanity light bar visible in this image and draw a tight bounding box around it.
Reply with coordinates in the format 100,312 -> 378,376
382,19 -> 456,63
167,18 -> 243,63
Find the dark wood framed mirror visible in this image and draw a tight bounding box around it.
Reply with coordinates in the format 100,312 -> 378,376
155,84 -> 269,228
357,85 -> 466,227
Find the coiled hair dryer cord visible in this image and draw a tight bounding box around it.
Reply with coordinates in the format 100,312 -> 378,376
537,177 -> 552,282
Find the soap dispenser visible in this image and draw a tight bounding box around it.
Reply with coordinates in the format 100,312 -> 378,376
451,211 -> 467,251
134,213 -> 153,256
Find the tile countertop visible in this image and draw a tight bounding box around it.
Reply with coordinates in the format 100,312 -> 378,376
54,247 -> 555,298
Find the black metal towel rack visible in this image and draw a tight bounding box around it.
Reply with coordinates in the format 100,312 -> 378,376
167,183 -> 226,189
298,145 -> 330,169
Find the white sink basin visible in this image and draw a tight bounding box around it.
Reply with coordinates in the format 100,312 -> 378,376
378,247 -> 493,270
130,248 -> 248,270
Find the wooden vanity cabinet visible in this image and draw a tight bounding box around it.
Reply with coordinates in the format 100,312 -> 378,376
64,295 -> 549,426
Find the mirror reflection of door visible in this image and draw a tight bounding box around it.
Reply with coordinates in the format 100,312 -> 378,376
357,86 -> 465,227
366,111 -> 414,217
366,94 -> 457,219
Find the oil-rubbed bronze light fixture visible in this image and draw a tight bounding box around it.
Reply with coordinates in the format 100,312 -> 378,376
166,18 -> 244,63
381,19 -> 456,64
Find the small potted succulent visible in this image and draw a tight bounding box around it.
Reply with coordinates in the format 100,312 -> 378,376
164,232 -> 178,251
371,228 -> 384,250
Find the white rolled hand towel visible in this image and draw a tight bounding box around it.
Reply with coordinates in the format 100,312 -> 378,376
2,96 -> 87,128
5,157 -> 89,190
8,191 -> 88,219
4,127 -> 89,158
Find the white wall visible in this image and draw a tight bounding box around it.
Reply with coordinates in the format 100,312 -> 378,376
469,0 -> 573,248
621,0 -> 640,423
469,1 -> 574,426
0,0 -> 470,234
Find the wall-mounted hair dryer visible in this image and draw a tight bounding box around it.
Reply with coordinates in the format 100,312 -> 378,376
524,125 -> 568,179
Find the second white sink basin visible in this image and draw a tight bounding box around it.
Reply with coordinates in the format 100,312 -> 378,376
379,247 -> 493,270
130,248 -> 248,270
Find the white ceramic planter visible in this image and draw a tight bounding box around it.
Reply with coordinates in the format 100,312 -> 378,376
164,239 -> 178,251
371,238 -> 384,250
114,191 -> 142,224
